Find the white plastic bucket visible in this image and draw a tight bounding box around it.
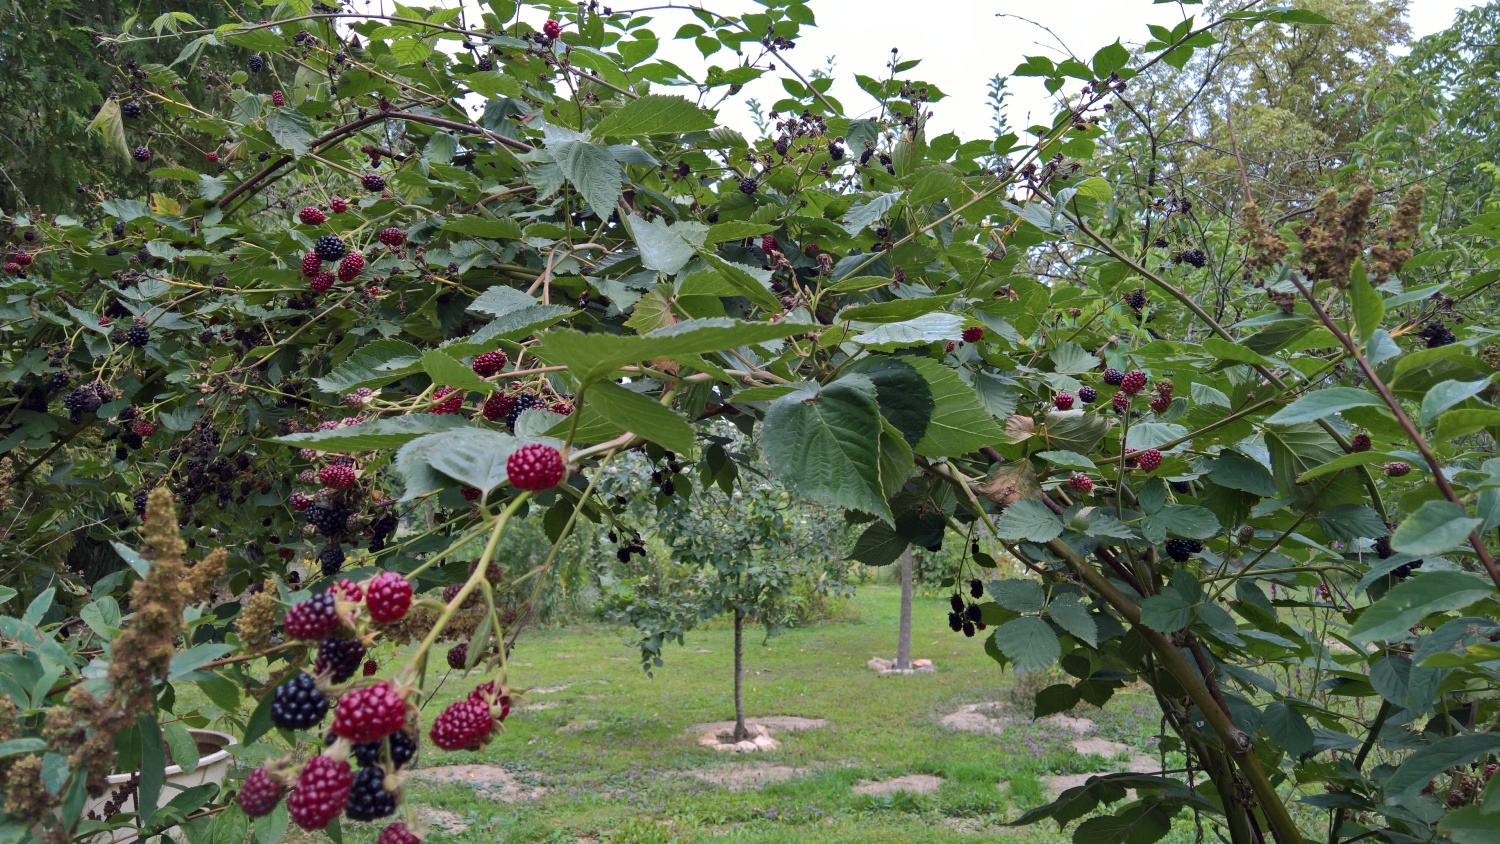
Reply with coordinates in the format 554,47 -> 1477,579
80,728 -> 237,844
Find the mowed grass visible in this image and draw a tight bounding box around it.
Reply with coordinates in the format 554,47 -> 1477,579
311,586 -> 1188,844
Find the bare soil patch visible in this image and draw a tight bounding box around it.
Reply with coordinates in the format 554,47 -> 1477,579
940,702 -> 1096,737
409,764 -> 546,802
686,764 -> 809,790
688,716 -> 827,753
852,774 -> 944,796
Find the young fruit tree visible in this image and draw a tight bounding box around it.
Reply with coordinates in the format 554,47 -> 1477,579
1,2 -> 1499,844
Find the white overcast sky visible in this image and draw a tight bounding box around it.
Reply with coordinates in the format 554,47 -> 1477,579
439,0 -> 1481,141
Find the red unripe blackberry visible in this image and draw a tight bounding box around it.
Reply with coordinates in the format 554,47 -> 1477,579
378,227 -> 405,247
299,207 -> 326,225
133,421 -> 156,437
429,698 -> 493,750
319,463 -> 356,490
271,90 -> 286,107
270,671 -> 328,730
206,151 -> 219,163
507,443 -> 565,491
13,252 -> 32,266
311,272 -> 335,292
1350,433 -> 1372,452
447,642 -> 469,670
333,579 -> 364,602
1384,461 -> 1411,477
330,197 -> 350,213
1137,448 -> 1163,472
1155,380 -> 1174,397
1237,525 -> 1255,546
1120,370 -> 1148,394
1149,394 -> 1171,415
1078,385 -> 1097,404
285,591 -> 341,640
1054,392 -> 1075,411
238,765 -> 284,817
760,235 -> 776,253
1069,474 -> 1093,494
542,19 -> 561,39
287,755 -> 354,830
362,174 -> 386,192
4,262 -> 19,274
1103,367 -> 1124,386
290,491 -> 313,512
331,680 -> 407,744
461,487 -> 480,502
468,681 -> 510,721
316,637 -> 368,683
302,252 -> 323,277
363,659 -> 378,677
471,350 -> 507,377
944,341 -> 956,354
132,146 -> 152,162
377,822 -> 422,844
365,572 -> 413,623
1112,391 -> 1129,414
430,386 -> 463,414
481,391 -> 515,422
338,252 -> 365,281
962,326 -> 985,343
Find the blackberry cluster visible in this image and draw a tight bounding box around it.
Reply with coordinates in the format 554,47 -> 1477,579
1170,481 -> 1191,494
61,383 -> 110,423
307,503 -> 352,538
126,323 -> 150,348
1125,290 -> 1147,310
613,533 -> 647,564
476,55 -> 493,71
1418,322 -> 1456,348
353,731 -> 417,769
367,511 -> 399,551
947,593 -> 982,637
1178,249 -> 1206,268
1163,538 -> 1203,562
505,392 -> 543,429
133,487 -> 151,516
738,177 -> 757,194
271,672 -> 328,731
345,767 -> 397,821
316,638 -> 367,683
122,101 -> 142,119
248,54 -> 266,73
1392,559 -> 1424,578
320,543 -> 346,576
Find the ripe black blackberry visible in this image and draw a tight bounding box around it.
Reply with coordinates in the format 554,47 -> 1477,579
353,731 -> 417,769
447,642 -> 469,670
968,578 -> 983,599
133,488 -> 150,515
122,101 -> 142,119
963,603 -> 982,623
1125,290 -> 1147,310
476,55 -> 493,71
1418,322 -> 1456,348
127,323 -> 150,348
121,430 -> 143,450
1078,385 -> 1097,404
306,503 -> 351,538
345,765 -> 396,821
738,177 -> 757,194
270,671 -> 328,731
1164,538 -> 1196,562
1178,249 -> 1206,268
1103,368 -> 1124,386
316,637 -> 367,683
947,611 -> 963,632
828,142 -> 845,161
248,54 -> 266,73
1392,560 -> 1424,578
368,512 -> 399,551
1373,536 -> 1394,559
320,543 -> 345,577
314,235 -> 347,261
949,594 -> 964,614
132,146 -> 151,163
1170,481 -> 1191,494
962,621 -> 976,637
774,136 -> 790,156
504,392 -> 543,429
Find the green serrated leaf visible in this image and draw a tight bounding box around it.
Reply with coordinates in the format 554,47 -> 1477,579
593,94 -> 717,136
762,377 -> 891,522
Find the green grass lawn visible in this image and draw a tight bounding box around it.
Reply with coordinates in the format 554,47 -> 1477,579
333,585 -> 1186,844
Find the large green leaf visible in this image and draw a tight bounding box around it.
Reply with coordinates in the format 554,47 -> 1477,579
1140,592 -> 1194,633
839,294 -> 957,324
313,339 -> 423,393
1384,734 -> 1500,802
1349,571 -> 1495,643
993,499 -> 1063,542
424,429 -> 521,493
421,349 -> 495,394
851,521 -> 906,566
697,255 -> 781,310
265,108 -> 314,157
906,357 -> 1005,457
989,579 -> 1046,613
1266,388 -> 1384,425
1261,702 -> 1314,757
536,320 -> 807,384
848,357 -> 933,447
853,313 -> 964,351
586,380 -> 697,455
592,94 -> 717,136
762,377 -> 891,521
553,139 -> 624,216
1392,501 -> 1481,556
993,617 -> 1060,671
272,415 -> 471,451
628,214 -> 704,275
1420,377 -> 1493,426
1440,807 -> 1500,843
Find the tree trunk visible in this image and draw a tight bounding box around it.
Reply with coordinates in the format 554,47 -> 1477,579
732,606 -> 747,742
895,545 -> 914,670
